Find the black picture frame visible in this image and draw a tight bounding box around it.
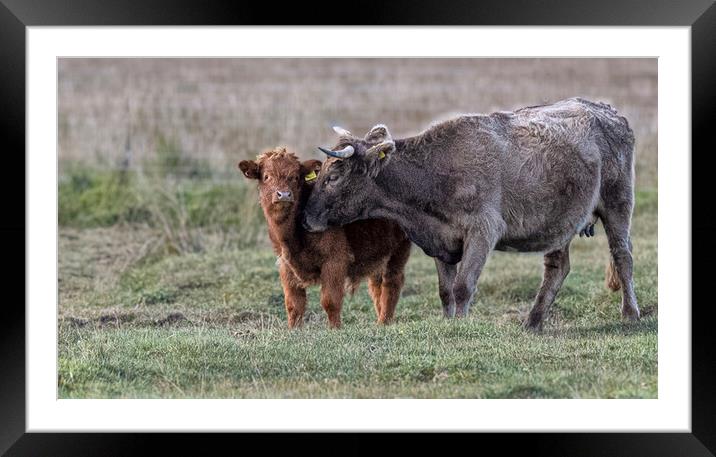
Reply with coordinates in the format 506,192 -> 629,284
2,0 -> 714,455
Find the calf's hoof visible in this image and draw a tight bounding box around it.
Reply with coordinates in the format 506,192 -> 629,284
287,318 -> 304,329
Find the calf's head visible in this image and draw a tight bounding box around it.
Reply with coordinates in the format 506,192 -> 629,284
303,125 -> 395,232
239,147 -> 322,222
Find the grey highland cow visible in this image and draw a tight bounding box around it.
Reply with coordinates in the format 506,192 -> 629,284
304,98 -> 640,330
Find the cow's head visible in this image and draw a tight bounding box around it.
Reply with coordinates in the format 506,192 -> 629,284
303,125 -> 395,232
239,147 -> 322,222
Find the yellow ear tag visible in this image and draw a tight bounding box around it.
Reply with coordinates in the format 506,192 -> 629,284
378,151 -> 386,159
304,170 -> 317,182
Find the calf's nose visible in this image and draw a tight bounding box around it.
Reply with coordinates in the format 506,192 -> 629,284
276,190 -> 293,201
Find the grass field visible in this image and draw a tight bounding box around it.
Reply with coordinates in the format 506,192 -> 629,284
58,58 -> 657,398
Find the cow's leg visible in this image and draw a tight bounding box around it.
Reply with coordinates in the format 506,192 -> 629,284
368,274 -> 384,319
435,259 -> 457,318
279,264 -> 307,328
453,218 -> 501,317
320,264 -> 347,329
601,206 -> 640,321
524,242 -> 571,331
377,239 -> 411,324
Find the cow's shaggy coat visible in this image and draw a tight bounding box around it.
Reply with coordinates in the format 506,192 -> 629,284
304,98 -> 640,330
239,148 -> 411,328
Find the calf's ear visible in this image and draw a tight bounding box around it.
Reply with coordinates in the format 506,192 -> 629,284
238,160 -> 260,179
300,159 -> 322,183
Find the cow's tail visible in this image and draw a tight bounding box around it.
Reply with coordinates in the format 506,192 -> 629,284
591,212 -> 621,292
587,100 -> 631,293
605,256 -> 621,291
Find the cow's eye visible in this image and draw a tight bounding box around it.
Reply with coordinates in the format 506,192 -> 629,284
263,174 -> 271,181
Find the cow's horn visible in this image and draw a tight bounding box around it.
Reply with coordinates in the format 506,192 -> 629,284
332,126 -> 353,137
318,145 -> 355,158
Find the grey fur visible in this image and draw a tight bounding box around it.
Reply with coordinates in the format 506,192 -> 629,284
304,98 -> 640,329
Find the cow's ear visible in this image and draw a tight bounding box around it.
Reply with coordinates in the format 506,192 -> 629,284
364,124 -> 392,144
366,141 -> 395,161
238,160 -> 260,179
300,159 -> 322,183
364,140 -> 395,177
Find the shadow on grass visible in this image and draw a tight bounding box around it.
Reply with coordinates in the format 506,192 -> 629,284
552,315 -> 658,339
485,385 -> 564,399
59,309 -> 282,330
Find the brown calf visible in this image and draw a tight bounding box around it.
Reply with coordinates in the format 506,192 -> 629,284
239,147 -> 411,328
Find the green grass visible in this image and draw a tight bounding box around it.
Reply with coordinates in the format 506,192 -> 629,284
59,319 -> 656,399
58,174 -> 658,398
59,167 -> 266,249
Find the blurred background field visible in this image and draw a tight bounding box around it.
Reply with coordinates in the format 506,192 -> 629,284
58,58 -> 658,398
59,58 -> 657,183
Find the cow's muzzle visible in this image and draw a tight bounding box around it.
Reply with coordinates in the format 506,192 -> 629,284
302,213 -> 327,232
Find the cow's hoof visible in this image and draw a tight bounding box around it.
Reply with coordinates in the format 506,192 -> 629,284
523,315 -> 544,333
621,306 -> 641,322
454,307 -> 470,318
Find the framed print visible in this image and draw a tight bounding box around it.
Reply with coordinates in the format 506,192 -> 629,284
3,0 -> 715,454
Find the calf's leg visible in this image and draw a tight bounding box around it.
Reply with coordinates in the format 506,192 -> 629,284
435,259 -> 457,318
279,264 -> 307,328
524,242 -> 571,331
378,272 -> 404,324
320,265 -> 346,329
368,274 -> 384,319
377,240 -> 411,324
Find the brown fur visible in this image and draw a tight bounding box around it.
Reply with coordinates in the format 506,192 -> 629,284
239,147 -> 411,328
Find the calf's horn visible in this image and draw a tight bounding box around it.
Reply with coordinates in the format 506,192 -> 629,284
318,145 -> 355,158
